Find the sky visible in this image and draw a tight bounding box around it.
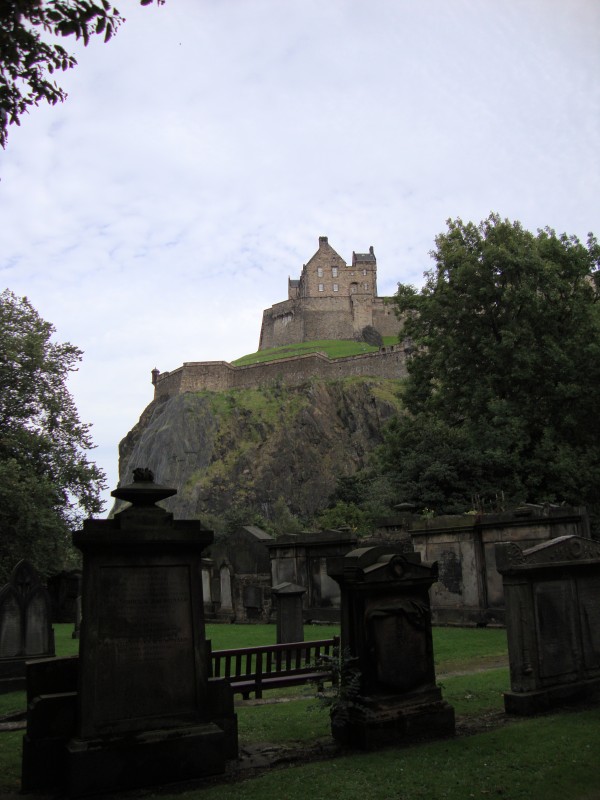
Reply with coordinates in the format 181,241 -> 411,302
1,0 -> 599,515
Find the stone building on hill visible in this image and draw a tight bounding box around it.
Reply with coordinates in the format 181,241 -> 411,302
258,236 -> 399,350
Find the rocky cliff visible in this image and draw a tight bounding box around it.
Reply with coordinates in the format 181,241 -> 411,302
116,377 -> 403,523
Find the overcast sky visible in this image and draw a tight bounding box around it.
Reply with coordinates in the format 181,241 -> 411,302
1,0 -> 598,514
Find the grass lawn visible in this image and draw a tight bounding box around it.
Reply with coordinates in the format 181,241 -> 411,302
232,336 -> 399,366
2,624 -> 598,799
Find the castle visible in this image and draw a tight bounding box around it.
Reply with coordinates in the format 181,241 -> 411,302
259,236 -> 399,349
152,237 -> 408,398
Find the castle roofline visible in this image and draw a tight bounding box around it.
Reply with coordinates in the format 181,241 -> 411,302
353,246 -> 376,264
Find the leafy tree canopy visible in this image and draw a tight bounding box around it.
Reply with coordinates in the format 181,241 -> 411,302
0,0 -> 162,149
378,214 -> 600,522
0,290 -> 106,581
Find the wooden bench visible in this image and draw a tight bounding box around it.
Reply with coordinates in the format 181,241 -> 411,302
209,636 -> 339,699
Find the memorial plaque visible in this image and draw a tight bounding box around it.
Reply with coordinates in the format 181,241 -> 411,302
91,564 -> 196,728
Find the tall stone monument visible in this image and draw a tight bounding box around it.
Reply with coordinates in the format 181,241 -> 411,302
327,544 -> 455,749
21,469 -> 237,796
496,535 -> 600,714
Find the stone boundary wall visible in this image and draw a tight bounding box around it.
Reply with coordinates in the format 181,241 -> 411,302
153,345 -> 408,398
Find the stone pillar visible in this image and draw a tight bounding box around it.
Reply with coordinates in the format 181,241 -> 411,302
272,582 -> 306,643
327,544 -> 455,749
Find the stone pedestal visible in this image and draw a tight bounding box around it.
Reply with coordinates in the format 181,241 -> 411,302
327,545 -> 455,749
272,582 -> 306,643
496,535 -> 600,715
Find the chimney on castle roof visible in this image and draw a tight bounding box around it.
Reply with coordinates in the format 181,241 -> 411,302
369,246 -> 374,256
319,236 -> 328,246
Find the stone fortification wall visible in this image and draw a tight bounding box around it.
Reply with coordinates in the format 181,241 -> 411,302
153,345 -> 407,399
259,295 -> 398,350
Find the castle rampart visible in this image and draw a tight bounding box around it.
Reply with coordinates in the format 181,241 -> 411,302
153,346 -> 408,399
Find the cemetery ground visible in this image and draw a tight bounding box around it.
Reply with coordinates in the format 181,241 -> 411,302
1,626 -> 599,800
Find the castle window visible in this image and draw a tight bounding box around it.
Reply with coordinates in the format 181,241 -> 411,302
362,269 -> 367,276
364,282 -> 369,291
333,283 -> 339,292
318,283 -> 324,292
317,268 -> 323,277
332,267 -> 338,277
350,283 -> 358,294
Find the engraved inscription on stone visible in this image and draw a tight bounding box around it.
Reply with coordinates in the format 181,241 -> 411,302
534,581 -> 576,678
0,593 -> 21,658
94,565 -> 195,725
578,577 -> 600,670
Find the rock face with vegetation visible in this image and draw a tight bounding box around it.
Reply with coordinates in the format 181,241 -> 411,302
116,378 -> 403,526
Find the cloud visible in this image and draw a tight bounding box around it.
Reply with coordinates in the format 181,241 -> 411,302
1,0 -> 598,513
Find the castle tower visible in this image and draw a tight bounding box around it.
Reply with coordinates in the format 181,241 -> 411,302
258,236 -> 396,351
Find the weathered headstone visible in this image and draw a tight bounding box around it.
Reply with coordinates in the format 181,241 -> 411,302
496,535 -> 600,714
327,544 -> 455,749
272,582 -> 306,643
21,470 -> 238,796
0,560 -> 55,693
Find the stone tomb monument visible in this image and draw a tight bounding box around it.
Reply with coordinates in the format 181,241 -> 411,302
327,544 -> 455,749
0,560 -> 55,693
496,535 -> 600,714
23,470 -> 237,796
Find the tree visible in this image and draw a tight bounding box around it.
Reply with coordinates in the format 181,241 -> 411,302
378,214 -> 600,523
0,290 -> 106,581
0,0 -> 162,149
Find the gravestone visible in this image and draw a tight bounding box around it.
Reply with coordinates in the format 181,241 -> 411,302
0,560 -> 55,693
22,470 -> 238,796
327,544 -> 455,749
272,582 -> 306,643
496,535 -> 600,714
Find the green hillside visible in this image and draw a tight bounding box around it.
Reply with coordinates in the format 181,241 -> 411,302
232,336 -> 399,366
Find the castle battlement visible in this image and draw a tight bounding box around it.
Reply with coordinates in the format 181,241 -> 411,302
152,345 -> 408,399
151,236 -> 405,399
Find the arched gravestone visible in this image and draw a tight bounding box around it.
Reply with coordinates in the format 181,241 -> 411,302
327,544 -> 455,749
0,560 -> 55,691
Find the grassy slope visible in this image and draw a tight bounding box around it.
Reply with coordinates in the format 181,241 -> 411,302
232,336 -> 399,366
